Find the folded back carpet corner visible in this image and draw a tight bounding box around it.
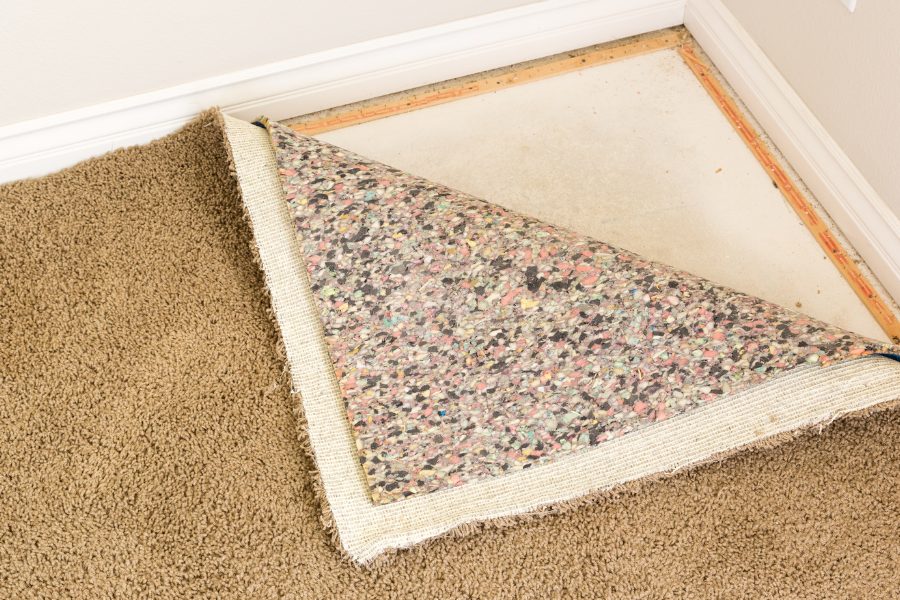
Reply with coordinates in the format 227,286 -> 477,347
219,113 -> 900,563
3,110 -> 900,598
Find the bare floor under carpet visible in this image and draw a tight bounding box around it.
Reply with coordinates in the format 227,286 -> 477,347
309,47 -> 891,343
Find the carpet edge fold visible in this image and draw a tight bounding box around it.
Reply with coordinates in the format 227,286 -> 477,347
217,111 -> 900,565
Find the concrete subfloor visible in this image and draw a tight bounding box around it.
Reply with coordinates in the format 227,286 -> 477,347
304,47 -> 888,342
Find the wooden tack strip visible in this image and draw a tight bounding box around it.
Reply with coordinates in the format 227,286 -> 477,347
678,45 -> 900,343
290,34 -> 683,136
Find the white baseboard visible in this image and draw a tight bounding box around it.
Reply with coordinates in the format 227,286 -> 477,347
0,0 -> 684,185
685,0 -> 900,304
8,0 -> 894,306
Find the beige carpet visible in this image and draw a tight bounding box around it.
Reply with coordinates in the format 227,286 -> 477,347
2,111 -> 899,598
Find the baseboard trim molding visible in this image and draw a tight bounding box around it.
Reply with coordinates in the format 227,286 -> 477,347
685,0 -> 900,304
9,0 -> 895,308
0,0 -> 684,185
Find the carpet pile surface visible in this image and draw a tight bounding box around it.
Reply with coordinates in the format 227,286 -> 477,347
2,112 -> 900,598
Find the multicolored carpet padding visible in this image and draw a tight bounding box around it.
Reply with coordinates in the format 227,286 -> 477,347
220,114 -> 900,563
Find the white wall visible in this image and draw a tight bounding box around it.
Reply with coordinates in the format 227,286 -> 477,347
0,0 -> 535,127
721,0 -> 900,216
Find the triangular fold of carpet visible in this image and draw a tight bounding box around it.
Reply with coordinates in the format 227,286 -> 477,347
221,113 -> 900,564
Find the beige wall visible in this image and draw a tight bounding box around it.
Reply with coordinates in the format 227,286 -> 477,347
721,0 -> 900,215
0,0 -> 534,127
